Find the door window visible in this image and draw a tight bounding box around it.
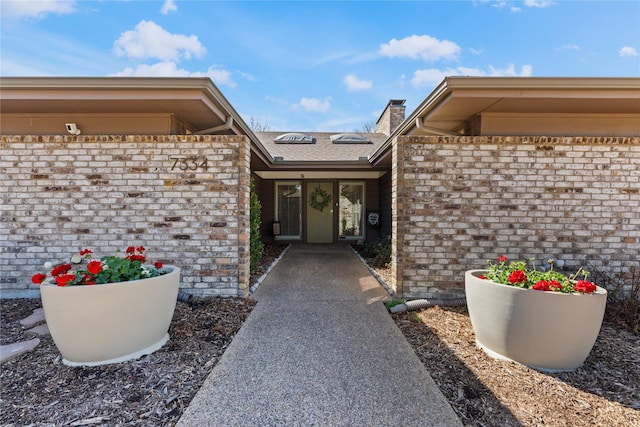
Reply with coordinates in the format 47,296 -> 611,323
339,182 -> 365,240
275,182 -> 301,239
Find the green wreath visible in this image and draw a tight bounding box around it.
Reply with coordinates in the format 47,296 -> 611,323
309,186 -> 332,212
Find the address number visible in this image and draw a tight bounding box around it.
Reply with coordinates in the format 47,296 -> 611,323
170,156 -> 209,171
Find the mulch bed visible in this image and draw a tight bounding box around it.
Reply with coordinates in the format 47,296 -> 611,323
2,244 -> 638,426
394,306 -> 639,426
0,245 -> 287,427
0,297 -> 255,426
356,252 -> 640,427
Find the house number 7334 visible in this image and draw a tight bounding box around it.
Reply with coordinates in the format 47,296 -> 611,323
170,156 -> 209,171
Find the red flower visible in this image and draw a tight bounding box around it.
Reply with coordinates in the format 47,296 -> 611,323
137,246 -> 145,253
548,280 -> 563,291
154,261 -> 163,269
532,280 -> 550,291
51,263 -> 72,277
498,255 -> 507,263
126,254 -> 146,263
508,270 -> 528,284
79,249 -> 93,256
126,246 -> 136,254
55,274 -> 76,287
80,274 -> 95,285
574,280 -> 597,293
87,260 -> 102,275
532,280 -> 563,292
31,273 -> 47,285
478,274 -> 487,280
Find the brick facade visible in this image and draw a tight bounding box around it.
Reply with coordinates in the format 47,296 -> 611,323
392,136 -> 640,299
0,135 -> 250,298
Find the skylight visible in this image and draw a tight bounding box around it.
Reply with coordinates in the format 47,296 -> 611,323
274,133 -> 316,144
330,133 -> 372,144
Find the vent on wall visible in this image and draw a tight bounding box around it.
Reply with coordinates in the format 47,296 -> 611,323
274,133 -> 316,144
330,133 -> 372,144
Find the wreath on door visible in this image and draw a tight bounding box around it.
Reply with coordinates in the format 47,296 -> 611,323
309,186 -> 332,212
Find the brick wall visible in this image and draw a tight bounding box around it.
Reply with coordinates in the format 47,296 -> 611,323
392,136 -> 640,299
0,135 -> 250,298
378,171 -> 393,239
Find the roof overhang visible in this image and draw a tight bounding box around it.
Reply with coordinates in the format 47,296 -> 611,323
254,170 -> 387,179
0,76 -> 273,164
370,76 -> 640,165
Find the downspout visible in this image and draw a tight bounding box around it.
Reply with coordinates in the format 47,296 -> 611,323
389,297 -> 467,313
193,116 -> 234,135
414,117 -> 461,136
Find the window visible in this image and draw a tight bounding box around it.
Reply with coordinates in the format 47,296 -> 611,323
330,133 -> 372,144
274,133 -> 316,144
339,182 -> 365,240
275,182 -> 302,239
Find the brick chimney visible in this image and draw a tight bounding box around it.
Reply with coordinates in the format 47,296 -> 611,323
375,99 -> 406,136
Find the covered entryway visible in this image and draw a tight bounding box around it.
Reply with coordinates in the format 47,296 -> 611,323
251,130 -> 394,246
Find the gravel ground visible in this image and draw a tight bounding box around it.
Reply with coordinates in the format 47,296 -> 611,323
2,244 -> 638,426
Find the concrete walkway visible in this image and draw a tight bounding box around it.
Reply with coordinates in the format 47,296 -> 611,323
177,244 -> 462,426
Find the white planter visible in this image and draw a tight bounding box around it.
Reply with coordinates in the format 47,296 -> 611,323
40,266 -> 180,366
465,269 -> 607,372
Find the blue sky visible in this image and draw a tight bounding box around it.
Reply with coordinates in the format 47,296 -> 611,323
1,0 -> 639,132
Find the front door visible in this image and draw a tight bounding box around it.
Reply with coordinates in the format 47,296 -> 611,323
306,181 -> 333,243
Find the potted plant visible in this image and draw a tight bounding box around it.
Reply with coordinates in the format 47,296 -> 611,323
465,256 -> 607,372
32,246 -> 180,366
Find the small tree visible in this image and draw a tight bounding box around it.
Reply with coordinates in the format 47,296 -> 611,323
249,117 -> 272,132
250,177 -> 264,272
354,120 -> 376,133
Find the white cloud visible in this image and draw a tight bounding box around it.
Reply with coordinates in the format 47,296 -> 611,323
343,74 -> 372,92
293,97 -> 332,113
411,69 -> 449,87
113,20 -> 205,62
475,0 -> 551,10
491,1 -> 509,8
524,0 -> 555,8
204,66 -> 236,87
113,62 -> 198,77
559,44 -> 580,51
619,46 -> 639,57
160,0 -> 178,15
379,34 -> 461,61
112,62 -> 236,87
0,0 -> 76,19
411,64 -> 533,87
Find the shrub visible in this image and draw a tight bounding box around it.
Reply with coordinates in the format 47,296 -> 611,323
363,236 -> 391,268
591,266 -> 639,334
249,178 -> 264,273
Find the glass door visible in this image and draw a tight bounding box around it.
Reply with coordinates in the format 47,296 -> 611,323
338,182 -> 365,240
275,182 -> 301,239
